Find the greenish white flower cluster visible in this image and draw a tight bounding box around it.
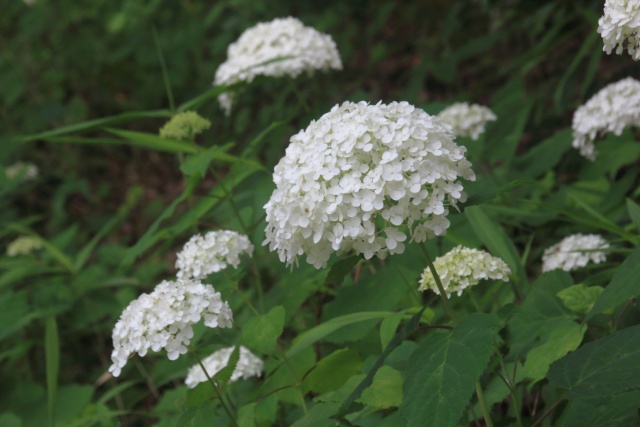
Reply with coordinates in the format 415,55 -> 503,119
214,17 -> 342,114
264,101 -> 476,269
419,246 -> 511,297
176,230 -> 254,280
185,346 -> 263,388
159,111 -> 211,141
109,279 -> 233,377
6,236 -> 42,257
571,77 -> 640,160
598,0 -> 640,60
5,162 -> 38,182
436,103 -> 496,140
542,234 -> 609,272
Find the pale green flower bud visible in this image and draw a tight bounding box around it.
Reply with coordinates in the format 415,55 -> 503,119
7,236 -> 42,257
159,111 -> 211,141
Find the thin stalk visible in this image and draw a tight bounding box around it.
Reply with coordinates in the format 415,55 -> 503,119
496,351 -> 523,427
278,348 -> 308,414
191,351 -> 239,427
475,382 -> 493,427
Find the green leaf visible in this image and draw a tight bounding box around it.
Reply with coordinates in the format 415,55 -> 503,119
626,198 -> 640,231
152,26 -> 175,112
304,349 -> 363,394
106,128 -> 200,154
513,129 -> 572,179
6,224 -> 75,273
241,306 -> 285,355
45,315 -> 59,427
324,255 -> 360,287
186,383 -> 213,408
401,313 -> 500,427
547,324 -> 640,399
238,403 -> 256,427
380,312 -> 404,350
290,402 -> 340,427
557,284 -> 604,315
212,345 -> 240,385
180,144 -> 265,177
563,389 -> 640,427
286,311 -> 394,359
0,413 -> 21,427
357,366 -> 403,409
587,246 -> 640,320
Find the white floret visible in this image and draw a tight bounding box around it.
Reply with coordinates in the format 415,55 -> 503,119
542,234 -> 609,272
598,0 -> 640,60
436,103 -> 496,140
185,346 -> 263,388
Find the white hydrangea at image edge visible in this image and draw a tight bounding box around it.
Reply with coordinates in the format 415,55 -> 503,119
108,279 -> 233,377
419,245 -> 511,297
598,0 -> 640,60
542,234 -> 609,272
176,230 -> 254,280
213,16 -> 342,114
185,346 -> 263,388
436,102 -> 497,140
571,77 -> 640,160
263,100 -> 476,269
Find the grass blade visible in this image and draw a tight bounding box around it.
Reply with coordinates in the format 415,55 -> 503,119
152,26 -> 175,112
45,314 -> 60,427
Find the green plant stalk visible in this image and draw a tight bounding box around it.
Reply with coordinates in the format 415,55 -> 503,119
192,351 -> 239,427
278,347 -> 308,414
496,351 -> 523,427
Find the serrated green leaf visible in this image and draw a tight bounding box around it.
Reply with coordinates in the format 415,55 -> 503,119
401,313 -> 500,427
557,284 -> 604,315
587,246 -> 640,320
563,389 -> 640,427
547,324 -> 640,399
324,255 -> 360,287
304,349 -> 363,394
238,403 -> 256,427
627,198 -> 640,231
357,366 -> 403,409
241,306 -> 285,355
213,345 -> 240,385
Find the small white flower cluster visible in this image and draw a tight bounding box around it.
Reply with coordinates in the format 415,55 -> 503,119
598,0 -> 640,60
185,346 -> 263,388
436,103 -> 497,140
571,77 -> 640,160
109,279 -> 233,377
6,236 -> 42,257
214,17 -> 342,114
264,101 -> 476,269
542,234 -> 609,272
5,162 -> 38,182
419,246 -> 511,297
176,230 -> 254,280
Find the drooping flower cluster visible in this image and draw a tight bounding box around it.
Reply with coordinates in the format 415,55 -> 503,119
542,234 -> 609,272
185,346 -> 263,388
159,111 -> 212,141
418,246 -> 511,297
214,17 -> 342,114
571,77 -> 640,160
263,101 -> 476,269
598,0 -> 640,60
176,230 -> 254,280
436,103 -> 497,140
5,162 -> 38,182
109,279 -> 233,377
6,236 -> 42,257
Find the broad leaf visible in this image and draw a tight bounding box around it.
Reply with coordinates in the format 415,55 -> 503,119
304,349 -> 363,394
357,366 -> 403,409
626,198 -> 640,231
557,284 -> 603,315
563,389 -> 640,427
241,306 -> 285,355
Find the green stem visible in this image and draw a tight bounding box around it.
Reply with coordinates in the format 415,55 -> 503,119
475,381 -> 494,427
496,344 -> 523,427
278,348 -> 308,414
191,351 -> 239,427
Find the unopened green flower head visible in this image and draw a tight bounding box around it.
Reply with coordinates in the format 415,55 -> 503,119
7,236 -> 42,257
159,111 -> 211,141
419,245 -> 511,297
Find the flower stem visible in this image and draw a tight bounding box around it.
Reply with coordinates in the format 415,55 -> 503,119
475,381 -> 494,427
191,350 -> 239,427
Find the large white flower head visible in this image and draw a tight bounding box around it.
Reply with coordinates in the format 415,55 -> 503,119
418,246 -> 511,297
5,162 -> 38,182
176,230 -> 254,280
6,236 -> 42,257
542,234 -> 609,272
598,0 -> 640,60
185,346 -> 263,388
214,16 -> 342,114
571,77 -> 640,160
109,279 -> 233,377
436,103 -> 497,140
263,101 -> 476,269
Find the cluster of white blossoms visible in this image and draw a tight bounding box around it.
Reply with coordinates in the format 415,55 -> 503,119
542,234 -> 609,272
5,162 -> 38,182
214,17 -> 342,114
109,279 -> 233,377
6,236 -> 42,257
185,346 -> 263,388
436,103 -> 497,140
571,77 -> 640,160
598,0 -> 640,60
419,246 -> 511,297
263,101 -> 476,269
176,230 -> 254,280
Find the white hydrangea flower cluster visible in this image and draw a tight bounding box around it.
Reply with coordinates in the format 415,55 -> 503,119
5,162 -> 38,182
571,77 -> 640,160
263,101 -> 476,269
109,279 -> 233,377
436,103 -> 497,140
176,230 -> 254,280
214,17 -> 342,114
542,234 -> 609,272
418,246 -> 511,297
185,346 -> 263,388
6,236 -> 42,257
598,0 -> 640,60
